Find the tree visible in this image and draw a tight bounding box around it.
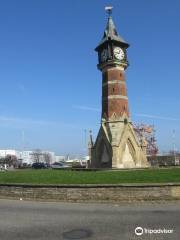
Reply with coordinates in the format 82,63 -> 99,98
43,152 -> 52,165
31,149 -> 43,163
0,155 -> 18,168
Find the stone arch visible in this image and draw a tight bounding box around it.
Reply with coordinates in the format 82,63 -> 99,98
127,138 -> 137,164
121,138 -> 136,168
96,135 -> 111,167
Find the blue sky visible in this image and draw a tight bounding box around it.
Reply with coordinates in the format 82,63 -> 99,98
0,0 -> 180,155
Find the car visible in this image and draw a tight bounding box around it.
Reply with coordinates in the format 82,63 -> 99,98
51,162 -> 70,169
32,162 -> 46,169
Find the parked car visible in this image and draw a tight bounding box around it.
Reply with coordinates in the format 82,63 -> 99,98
51,162 -> 70,169
32,162 -> 46,169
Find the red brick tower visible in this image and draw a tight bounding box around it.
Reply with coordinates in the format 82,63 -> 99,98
101,65 -> 129,121
90,8 -> 148,168
96,9 -> 130,122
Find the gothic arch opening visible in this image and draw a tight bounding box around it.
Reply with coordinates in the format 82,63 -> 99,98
96,137 -> 111,167
127,138 -> 136,162
121,138 -> 136,168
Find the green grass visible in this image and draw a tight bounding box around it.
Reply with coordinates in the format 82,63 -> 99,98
0,168 -> 180,184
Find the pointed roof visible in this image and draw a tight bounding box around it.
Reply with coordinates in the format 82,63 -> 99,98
88,130 -> 94,148
95,16 -> 129,51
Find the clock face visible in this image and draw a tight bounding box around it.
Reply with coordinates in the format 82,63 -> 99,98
113,47 -> 125,60
101,49 -> 108,62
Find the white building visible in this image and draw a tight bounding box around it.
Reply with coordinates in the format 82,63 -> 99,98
19,151 -> 56,165
54,155 -> 65,162
17,151 -> 34,165
42,151 -> 56,164
0,149 -> 56,165
0,150 -> 17,158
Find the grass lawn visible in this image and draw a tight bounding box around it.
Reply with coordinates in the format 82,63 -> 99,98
0,168 -> 180,184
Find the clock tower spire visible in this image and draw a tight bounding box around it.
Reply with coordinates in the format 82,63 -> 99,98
95,8 -> 130,122
90,8 -> 149,169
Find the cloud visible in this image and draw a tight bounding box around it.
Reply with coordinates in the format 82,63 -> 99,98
72,103 -> 180,121
0,115 -> 87,130
72,105 -> 180,122
0,116 -> 55,127
135,113 -> 180,121
72,106 -> 180,122
72,105 -> 100,112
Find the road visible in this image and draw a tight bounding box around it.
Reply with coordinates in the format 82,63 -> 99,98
0,199 -> 180,240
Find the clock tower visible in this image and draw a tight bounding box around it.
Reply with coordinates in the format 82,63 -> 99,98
89,8 -> 149,168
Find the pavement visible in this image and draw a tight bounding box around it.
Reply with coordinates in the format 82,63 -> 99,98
0,199 -> 180,240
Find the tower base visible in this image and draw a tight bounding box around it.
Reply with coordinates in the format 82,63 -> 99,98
90,120 -> 149,169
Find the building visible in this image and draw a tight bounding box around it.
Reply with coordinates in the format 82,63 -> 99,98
0,149 -> 56,165
89,8 -> 149,168
17,151 -> 34,165
0,149 -> 17,158
54,155 -> 66,162
22,150 -> 56,165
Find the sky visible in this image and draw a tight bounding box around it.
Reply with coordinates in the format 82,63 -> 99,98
0,0 -> 180,155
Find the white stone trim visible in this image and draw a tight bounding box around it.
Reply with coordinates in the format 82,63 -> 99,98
107,66 -> 124,71
102,80 -> 126,87
102,66 -> 124,73
103,95 -> 128,100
